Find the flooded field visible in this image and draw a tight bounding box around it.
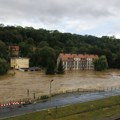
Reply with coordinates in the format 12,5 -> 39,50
0,69 -> 120,103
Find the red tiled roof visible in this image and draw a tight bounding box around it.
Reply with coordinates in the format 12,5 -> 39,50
9,46 -> 20,51
59,53 -> 98,61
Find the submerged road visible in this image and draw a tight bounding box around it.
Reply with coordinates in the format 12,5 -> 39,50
1,89 -> 120,119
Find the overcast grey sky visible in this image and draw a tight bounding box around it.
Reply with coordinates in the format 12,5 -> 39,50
0,0 -> 120,38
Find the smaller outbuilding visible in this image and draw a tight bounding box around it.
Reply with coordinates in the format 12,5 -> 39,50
10,57 -> 29,69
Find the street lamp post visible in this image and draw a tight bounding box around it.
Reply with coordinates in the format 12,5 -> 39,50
27,89 -> 30,98
33,92 -> 36,99
50,79 -> 54,102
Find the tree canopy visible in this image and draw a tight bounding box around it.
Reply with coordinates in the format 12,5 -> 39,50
46,60 -> 56,75
0,24 -> 120,70
0,58 -> 9,75
94,56 -> 108,71
57,59 -> 65,74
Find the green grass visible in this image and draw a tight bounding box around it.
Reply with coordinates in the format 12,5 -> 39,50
3,95 -> 120,120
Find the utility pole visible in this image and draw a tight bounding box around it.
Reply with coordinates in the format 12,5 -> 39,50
33,92 -> 36,99
27,89 -> 30,98
50,79 -> 54,102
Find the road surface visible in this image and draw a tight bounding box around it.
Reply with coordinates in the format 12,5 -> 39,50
1,89 -> 120,119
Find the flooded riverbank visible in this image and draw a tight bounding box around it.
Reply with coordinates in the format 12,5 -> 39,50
0,69 -> 120,103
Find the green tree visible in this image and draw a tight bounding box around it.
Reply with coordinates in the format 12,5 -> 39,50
0,58 -> 9,75
0,40 -> 9,60
94,55 -> 108,71
19,42 -> 33,57
46,60 -> 56,74
39,41 -> 49,48
30,46 -> 56,68
57,59 -> 64,74
114,53 -> 120,68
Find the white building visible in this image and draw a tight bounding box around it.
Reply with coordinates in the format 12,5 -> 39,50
57,53 -> 98,70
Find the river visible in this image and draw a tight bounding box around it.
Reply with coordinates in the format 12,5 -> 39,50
0,69 -> 120,103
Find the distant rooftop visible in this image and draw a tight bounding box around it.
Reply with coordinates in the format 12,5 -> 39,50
9,45 -> 20,51
59,53 -> 98,61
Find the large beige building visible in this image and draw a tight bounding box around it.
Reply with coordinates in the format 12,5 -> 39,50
57,53 -> 98,70
11,58 -> 29,69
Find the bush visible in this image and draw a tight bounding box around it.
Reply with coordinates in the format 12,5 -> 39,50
0,58 -> 9,75
40,95 -> 49,100
94,55 -> 108,71
57,58 -> 65,74
46,60 -> 56,75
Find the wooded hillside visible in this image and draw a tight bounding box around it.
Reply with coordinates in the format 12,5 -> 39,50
0,24 -> 120,69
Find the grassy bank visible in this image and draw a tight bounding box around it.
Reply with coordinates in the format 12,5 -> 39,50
3,95 -> 120,120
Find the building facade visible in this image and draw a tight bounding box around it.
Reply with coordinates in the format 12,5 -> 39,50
57,53 -> 98,70
11,58 -> 29,69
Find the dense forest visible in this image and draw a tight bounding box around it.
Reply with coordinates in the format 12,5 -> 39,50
0,24 -> 120,70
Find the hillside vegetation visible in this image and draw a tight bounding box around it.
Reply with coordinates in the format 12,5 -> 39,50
0,24 -> 120,69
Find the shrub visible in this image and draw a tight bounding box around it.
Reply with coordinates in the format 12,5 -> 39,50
40,95 -> 49,100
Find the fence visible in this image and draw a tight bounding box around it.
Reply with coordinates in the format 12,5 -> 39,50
0,86 -> 120,108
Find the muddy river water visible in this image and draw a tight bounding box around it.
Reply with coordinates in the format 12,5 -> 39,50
0,69 -> 120,103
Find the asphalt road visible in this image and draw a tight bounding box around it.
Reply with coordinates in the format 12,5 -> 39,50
1,89 -> 120,119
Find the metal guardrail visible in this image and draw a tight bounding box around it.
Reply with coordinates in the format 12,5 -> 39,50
0,86 -> 120,109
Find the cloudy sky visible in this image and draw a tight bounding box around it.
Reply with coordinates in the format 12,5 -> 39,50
0,0 -> 120,38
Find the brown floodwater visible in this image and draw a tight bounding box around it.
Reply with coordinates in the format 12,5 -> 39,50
0,69 -> 120,103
